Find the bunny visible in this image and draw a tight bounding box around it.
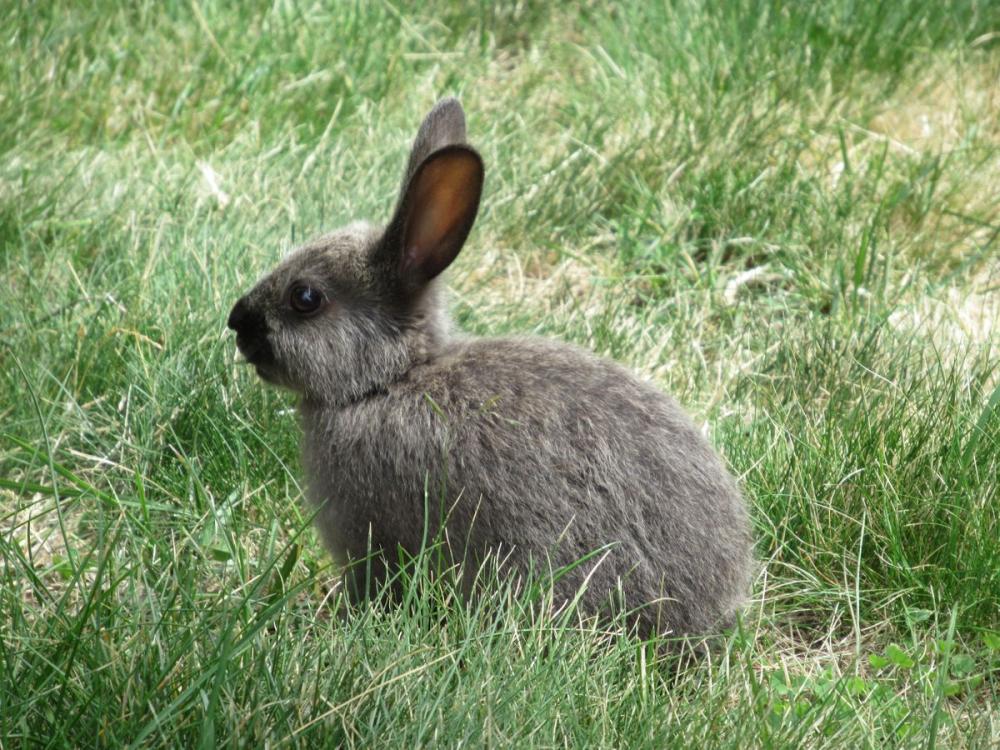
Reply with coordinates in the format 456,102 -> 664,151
227,98 -> 753,639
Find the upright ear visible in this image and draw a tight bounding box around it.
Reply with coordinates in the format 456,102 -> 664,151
394,146 -> 484,284
377,99 -> 484,290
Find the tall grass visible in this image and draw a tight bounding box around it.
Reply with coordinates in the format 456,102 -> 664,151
2,0 -> 998,746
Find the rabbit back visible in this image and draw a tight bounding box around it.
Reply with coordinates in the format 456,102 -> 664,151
301,335 -> 752,637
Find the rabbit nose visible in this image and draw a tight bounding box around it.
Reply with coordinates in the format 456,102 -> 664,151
228,298 -> 272,364
228,297 -> 256,333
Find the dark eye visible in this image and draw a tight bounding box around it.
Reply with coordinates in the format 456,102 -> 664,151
289,284 -> 324,315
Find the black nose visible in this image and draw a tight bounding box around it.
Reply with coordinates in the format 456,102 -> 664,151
228,297 -> 259,333
228,297 -> 274,365
228,296 -> 267,341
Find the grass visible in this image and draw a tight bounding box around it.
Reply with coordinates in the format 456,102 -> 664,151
1,0 -> 998,746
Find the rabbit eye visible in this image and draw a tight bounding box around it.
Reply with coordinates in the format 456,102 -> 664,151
289,284 -> 324,315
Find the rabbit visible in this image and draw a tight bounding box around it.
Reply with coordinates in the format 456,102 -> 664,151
227,98 -> 753,639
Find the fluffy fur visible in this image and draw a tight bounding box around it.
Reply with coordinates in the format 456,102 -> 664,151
228,99 -> 753,638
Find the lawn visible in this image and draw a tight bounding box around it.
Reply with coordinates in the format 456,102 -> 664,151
1,1 -> 998,747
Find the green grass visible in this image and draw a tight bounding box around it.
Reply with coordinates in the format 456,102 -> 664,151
2,0 -> 999,746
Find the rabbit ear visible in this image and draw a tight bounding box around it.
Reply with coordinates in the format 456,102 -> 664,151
377,99 -> 483,289
386,145 -> 484,286
403,98 -> 468,184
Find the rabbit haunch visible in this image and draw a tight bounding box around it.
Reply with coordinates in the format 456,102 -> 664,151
228,98 -> 753,638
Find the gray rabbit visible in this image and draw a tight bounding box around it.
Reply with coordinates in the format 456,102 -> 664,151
228,99 -> 752,638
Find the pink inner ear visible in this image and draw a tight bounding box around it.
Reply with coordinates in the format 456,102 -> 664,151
402,151 -> 482,279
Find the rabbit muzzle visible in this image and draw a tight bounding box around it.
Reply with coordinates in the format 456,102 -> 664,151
228,297 -> 276,371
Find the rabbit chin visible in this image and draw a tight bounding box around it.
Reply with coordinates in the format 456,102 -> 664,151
251,360 -> 283,385
251,360 -> 304,394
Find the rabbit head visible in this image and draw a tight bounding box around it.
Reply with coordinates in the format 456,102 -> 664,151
227,99 -> 484,405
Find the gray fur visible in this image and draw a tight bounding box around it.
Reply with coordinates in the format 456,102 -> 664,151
228,100 -> 753,638
402,97 -> 468,183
